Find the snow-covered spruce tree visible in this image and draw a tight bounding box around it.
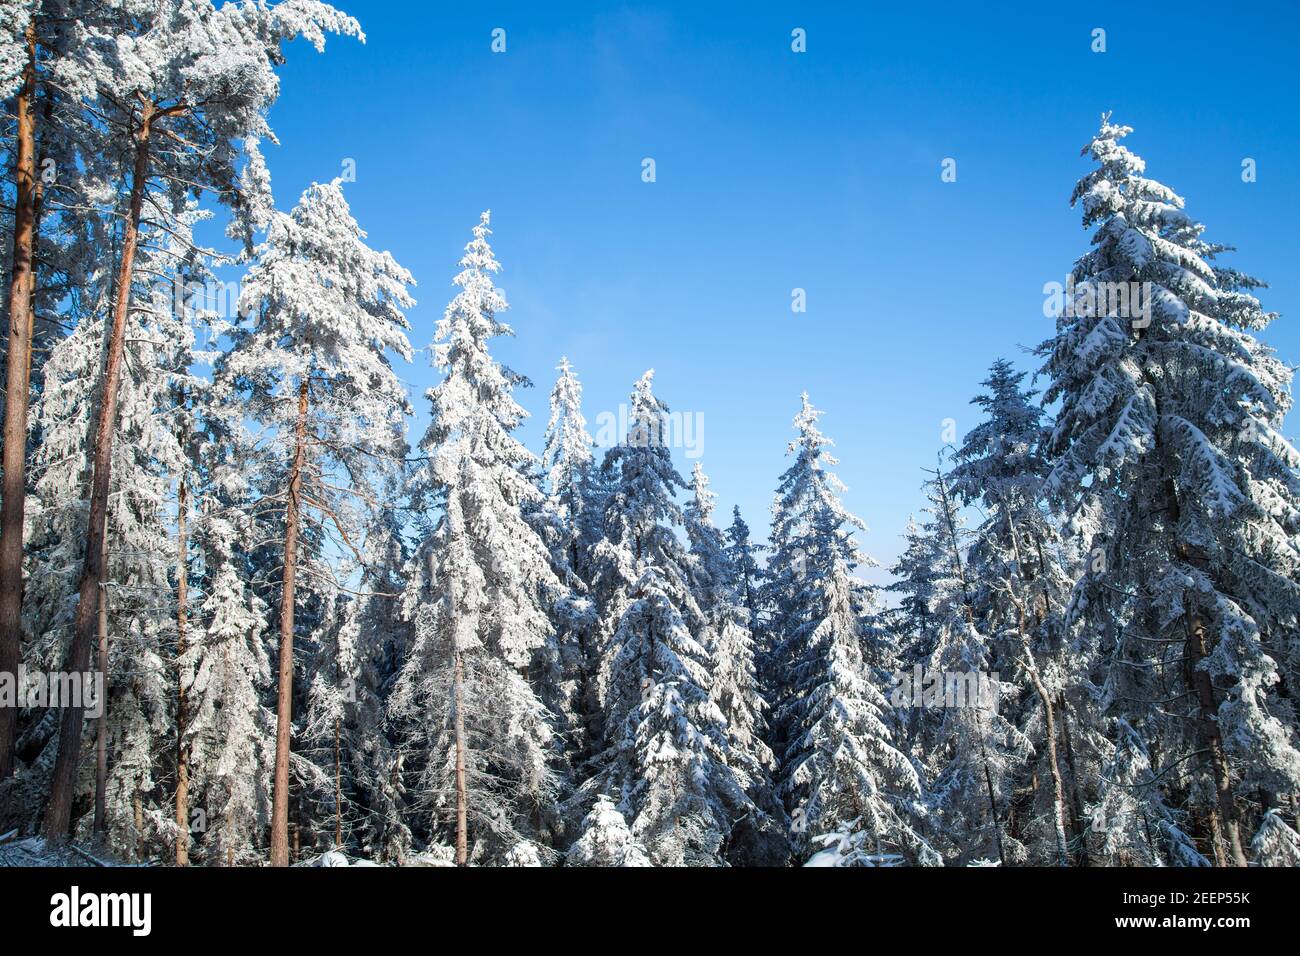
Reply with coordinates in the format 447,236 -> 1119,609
303,487 -> 414,861
1251,808 -> 1300,866
685,464 -> 785,863
1039,115 -> 1300,866
219,177 -> 413,866
684,464 -> 725,614
102,238 -> 215,863
686,469 -> 775,773
889,462 -> 1028,866
543,357 -> 600,581
42,0 -> 363,842
948,359 -> 1083,865
392,211 -> 562,866
584,371 -> 753,866
724,505 -> 766,639
532,356 -> 599,770
565,794 -> 651,867
767,394 -> 937,865
182,512 -> 276,866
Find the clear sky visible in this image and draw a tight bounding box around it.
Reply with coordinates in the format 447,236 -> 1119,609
252,0 -> 1300,585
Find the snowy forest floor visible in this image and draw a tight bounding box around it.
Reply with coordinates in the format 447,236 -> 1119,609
0,831 -> 452,867
0,831 -> 122,866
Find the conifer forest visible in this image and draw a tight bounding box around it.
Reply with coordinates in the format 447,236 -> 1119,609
0,1 -> 1298,894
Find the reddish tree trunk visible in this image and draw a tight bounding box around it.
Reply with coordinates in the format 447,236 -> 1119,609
92,530 -> 108,835
0,19 -> 39,781
174,476 -> 190,865
269,379 -> 309,866
42,104 -> 155,840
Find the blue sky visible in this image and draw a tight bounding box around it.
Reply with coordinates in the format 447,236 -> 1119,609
253,0 -> 1300,584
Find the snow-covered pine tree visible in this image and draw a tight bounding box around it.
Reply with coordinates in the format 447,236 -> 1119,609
220,177 -> 413,866
1038,115 -> 1300,866
0,1 -> 30,98
948,358 -> 1082,865
767,394 -> 937,865
585,371 -> 751,866
42,0 -> 363,841
392,211 -> 562,866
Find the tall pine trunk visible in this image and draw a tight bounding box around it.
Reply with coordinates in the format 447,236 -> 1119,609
0,19 -> 38,781
174,477 -> 190,865
43,104 -> 155,840
92,527 -> 108,836
270,379 -> 309,866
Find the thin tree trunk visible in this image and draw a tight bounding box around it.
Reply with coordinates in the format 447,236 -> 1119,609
0,19 -> 39,781
92,531 -> 108,836
174,476 -> 190,865
453,638 -> 468,865
334,716 -> 342,847
1022,643 -> 1068,865
1019,530 -> 1089,856
133,784 -> 143,861
43,104 -> 156,840
1001,514 -> 1070,866
269,378 -> 309,867
978,727 -> 1007,866
1055,692 -> 1091,864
